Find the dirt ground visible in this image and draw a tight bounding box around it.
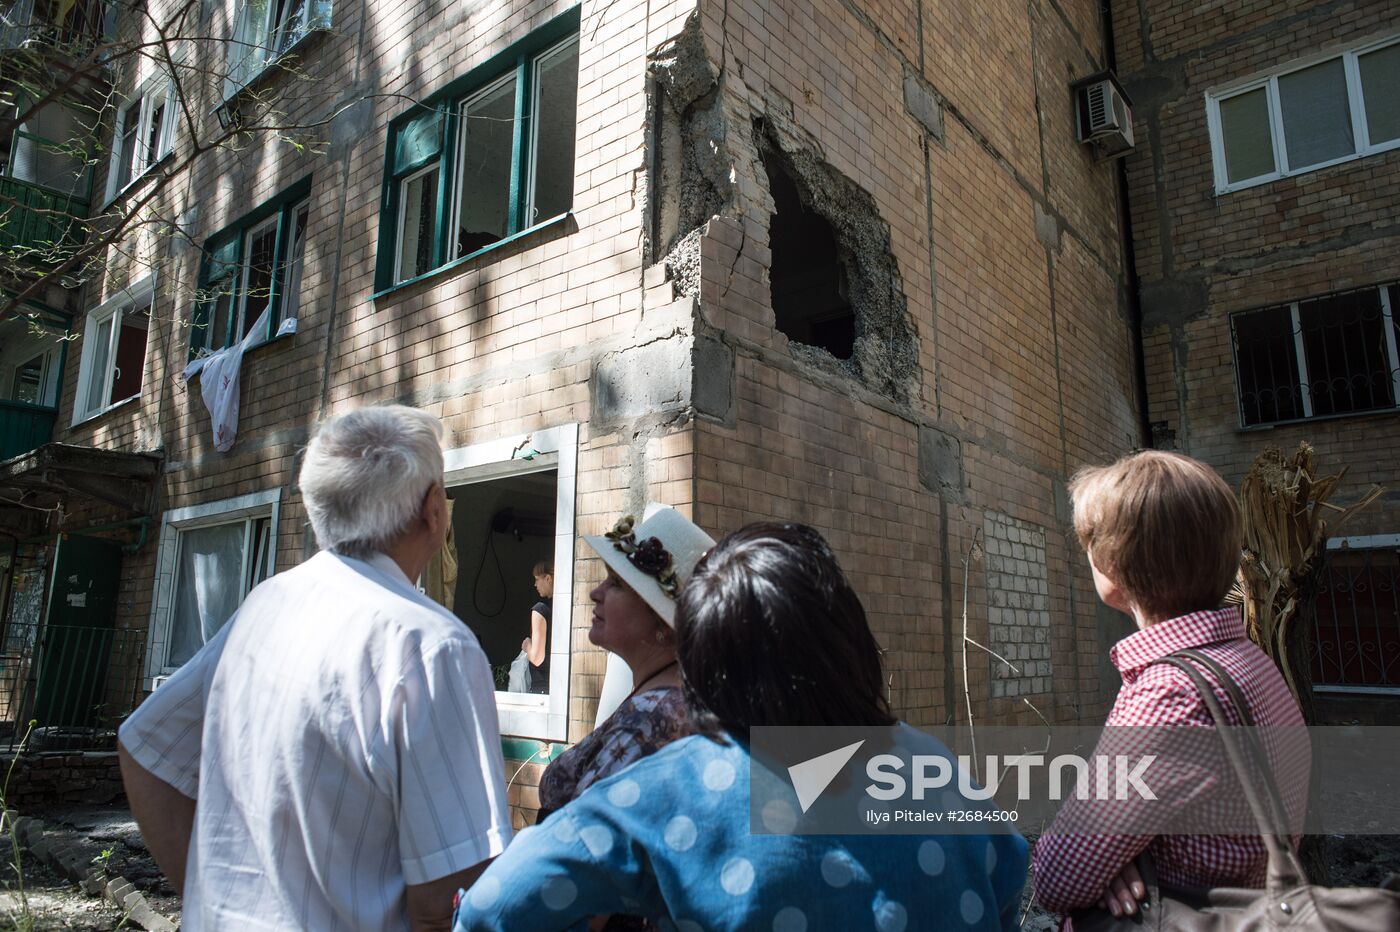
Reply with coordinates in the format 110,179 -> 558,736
0,804 -> 180,931
0,808 -> 1396,929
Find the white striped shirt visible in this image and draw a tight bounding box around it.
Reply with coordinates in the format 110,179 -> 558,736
119,550 -> 512,931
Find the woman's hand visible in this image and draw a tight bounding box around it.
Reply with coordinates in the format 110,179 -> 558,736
1096,862 -> 1146,917
521,637 -> 531,652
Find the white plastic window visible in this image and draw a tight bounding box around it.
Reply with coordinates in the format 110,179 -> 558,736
1207,35 -> 1400,194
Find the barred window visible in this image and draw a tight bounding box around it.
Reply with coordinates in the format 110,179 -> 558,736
1231,283 -> 1400,427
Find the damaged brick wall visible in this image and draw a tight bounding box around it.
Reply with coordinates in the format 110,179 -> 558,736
683,0 -> 1142,728
643,13 -> 920,403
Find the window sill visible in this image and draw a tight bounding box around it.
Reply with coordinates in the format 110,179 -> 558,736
220,28 -> 328,110
100,149 -> 176,211
70,393 -> 140,428
373,212 -> 572,302
186,327 -> 295,380
1215,137 -> 1400,195
1237,404 -> 1400,431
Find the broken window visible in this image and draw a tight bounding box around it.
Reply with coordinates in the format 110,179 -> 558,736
427,469 -> 560,696
378,15 -> 579,289
762,151 -> 856,360
190,181 -> 311,356
108,74 -> 175,198
76,278 -> 152,421
225,0 -> 331,97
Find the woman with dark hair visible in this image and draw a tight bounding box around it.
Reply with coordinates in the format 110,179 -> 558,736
454,522 -> 1028,932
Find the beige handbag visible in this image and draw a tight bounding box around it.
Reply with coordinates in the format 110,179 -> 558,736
1072,649 -> 1400,931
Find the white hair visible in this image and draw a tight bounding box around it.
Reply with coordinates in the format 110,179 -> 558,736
299,405 -> 445,558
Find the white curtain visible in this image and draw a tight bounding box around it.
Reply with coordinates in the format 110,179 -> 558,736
169,522 -> 246,666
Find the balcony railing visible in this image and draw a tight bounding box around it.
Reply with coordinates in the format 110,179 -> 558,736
0,176 -> 87,264
0,620 -> 145,752
1,0 -> 104,55
0,399 -> 56,460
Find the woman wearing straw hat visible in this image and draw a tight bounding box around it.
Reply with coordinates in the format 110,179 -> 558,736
534,504 -> 716,828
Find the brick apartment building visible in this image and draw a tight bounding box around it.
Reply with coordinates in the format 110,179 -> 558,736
24,0 -> 1393,822
1113,0 -> 1400,710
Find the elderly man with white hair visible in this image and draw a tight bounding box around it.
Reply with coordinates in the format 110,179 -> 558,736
118,405 -> 511,931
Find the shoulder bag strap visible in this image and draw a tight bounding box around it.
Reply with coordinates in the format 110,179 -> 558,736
1153,652 -> 1306,895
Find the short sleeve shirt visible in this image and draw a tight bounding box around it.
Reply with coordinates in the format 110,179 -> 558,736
119,551 -> 512,931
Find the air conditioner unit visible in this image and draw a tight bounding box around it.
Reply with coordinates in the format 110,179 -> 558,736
1073,72 -> 1135,160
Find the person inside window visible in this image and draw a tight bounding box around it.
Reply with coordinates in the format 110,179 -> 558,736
522,560 -> 553,694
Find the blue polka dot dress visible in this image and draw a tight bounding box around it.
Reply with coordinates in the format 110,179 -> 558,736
454,731 -> 1028,931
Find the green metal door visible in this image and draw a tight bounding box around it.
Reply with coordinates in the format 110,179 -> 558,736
33,535 -> 122,728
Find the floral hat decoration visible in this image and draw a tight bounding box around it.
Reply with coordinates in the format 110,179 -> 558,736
583,502 -> 716,626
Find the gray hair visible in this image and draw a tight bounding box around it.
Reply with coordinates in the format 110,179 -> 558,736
300,405 -> 445,558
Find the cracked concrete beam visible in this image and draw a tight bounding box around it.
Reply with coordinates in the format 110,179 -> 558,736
1139,275 -> 1209,329
592,336 -> 695,426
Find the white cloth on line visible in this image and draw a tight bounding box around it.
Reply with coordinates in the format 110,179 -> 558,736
119,550 -> 512,931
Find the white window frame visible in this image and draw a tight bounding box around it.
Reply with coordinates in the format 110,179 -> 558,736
395,162 -> 439,283
447,71 -> 517,264
525,34 -> 581,228
1206,33 -> 1400,194
73,273 -> 154,424
234,213 -> 280,340
105,74 -> 176,204
145,489 -> 281,686
224,0 -> 323,101
442,423 -> 578,741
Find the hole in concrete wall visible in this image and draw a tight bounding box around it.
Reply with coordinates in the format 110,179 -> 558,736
762,151 -> 856,360
754,121 -> 919,401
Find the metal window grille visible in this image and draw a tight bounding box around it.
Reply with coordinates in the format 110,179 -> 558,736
1231,282 -> 1400,427
1313,544 -> 1400,691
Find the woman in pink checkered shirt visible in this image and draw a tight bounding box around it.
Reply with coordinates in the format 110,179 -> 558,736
1031,450 -> 1309,923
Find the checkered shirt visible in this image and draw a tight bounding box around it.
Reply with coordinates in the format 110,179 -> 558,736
1031,607 -> 1310,915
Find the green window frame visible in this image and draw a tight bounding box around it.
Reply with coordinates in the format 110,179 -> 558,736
189,176 -> 312,359
375,6 -> 580,293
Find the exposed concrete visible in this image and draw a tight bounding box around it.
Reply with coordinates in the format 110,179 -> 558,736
692,333 -> 735,423
1138,274 -> 1210,329
647,14 -> 725,296
902,70 -> 944,140
1052,478 -> 1071,528
917,425 -> 964,500
328,95 -> 373,160
592,336 -> 694,426
755,118 -> 921,402
1033,201 -> 1061,252
1119,63 -> 1187,114
1095,601 -> 1135,711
